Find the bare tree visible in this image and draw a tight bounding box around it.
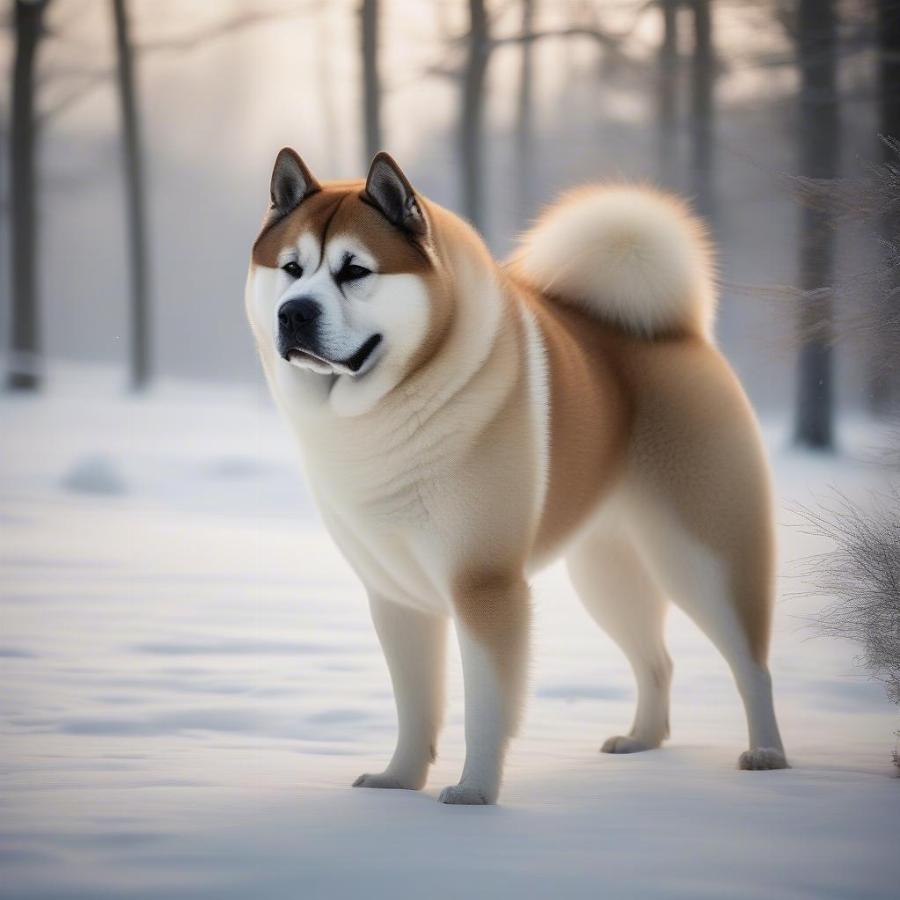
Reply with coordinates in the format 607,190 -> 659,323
880,1 -> 900,166
514,0 -> 536,222
438,1 -> 630,233
360,0 -> 381,164
689,0 -> 713,220
111,0 -> 150,390
791,139 -> 900,402
8,0 -> 51,391
657,0 -> 679,188
793,139 -> 900,770
794,0 -> 839,450
461,0 -> 490,231
5,5 -> 306,390
873,0 -> 900,412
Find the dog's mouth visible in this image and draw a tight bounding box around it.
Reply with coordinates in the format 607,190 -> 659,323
282,334 -> 383,377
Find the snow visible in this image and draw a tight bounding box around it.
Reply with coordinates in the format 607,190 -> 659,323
1,381 -> 898,899
61,455 -> 129,496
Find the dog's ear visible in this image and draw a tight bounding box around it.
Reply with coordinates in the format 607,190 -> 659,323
270,148 -> 320,216
363,152 -> 427,237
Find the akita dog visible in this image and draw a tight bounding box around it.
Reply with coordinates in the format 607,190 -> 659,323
246,149 -> 788,805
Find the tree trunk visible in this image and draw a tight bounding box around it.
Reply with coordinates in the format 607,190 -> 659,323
8,0 -> 50,391
111,0 -> 151,390
871,0 -> 900,413
689,0 -> 713,220
878,1 -> 900,162
460,0 -> 490,232
794,0 -> 839,450
360,0 -> 381,163
657,0 -> 679,188
514,0 -> 535,222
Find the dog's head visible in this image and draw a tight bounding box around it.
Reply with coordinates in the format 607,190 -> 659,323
246,150 -> 451,415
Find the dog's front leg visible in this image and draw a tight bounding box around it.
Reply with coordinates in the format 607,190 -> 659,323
440,575 -> 530,806
354,593 -> 447,791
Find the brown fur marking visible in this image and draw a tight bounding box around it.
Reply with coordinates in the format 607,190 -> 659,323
513,278 -> 633,562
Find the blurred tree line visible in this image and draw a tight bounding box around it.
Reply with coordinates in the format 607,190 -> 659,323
5,0 -> 899,455
8,0 -> 149,390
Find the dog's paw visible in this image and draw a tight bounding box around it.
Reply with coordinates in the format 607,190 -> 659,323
738,748 -> 789,770
438,784 -> 491,805
353,772 -> 414,790
601,735 -> 656,754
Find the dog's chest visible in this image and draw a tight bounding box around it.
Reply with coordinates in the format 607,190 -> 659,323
305,418 -> 462,526
310,444 -> 463,613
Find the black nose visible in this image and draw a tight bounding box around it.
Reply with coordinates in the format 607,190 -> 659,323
278,297 -> 322,334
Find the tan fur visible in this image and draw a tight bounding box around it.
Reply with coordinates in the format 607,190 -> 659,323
615,338 -> 775,662
510,278 -> 633,563
506,243 -> 772,661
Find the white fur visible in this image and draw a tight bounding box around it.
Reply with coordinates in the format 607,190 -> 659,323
519,305 -> 551,539
298,242 -> 384,379
567,531 -> 672,752
354,594 -> 446,790
516,186 -> 716,339
610,487 -> 786,767
439,626 -> 518,805
329,271 -> 430,417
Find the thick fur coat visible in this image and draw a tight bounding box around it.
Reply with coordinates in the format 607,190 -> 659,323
245,150 -> 787,805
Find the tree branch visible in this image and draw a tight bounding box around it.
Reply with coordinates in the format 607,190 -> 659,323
39,3 -> 315,124
491,26 -> 620,50
38,69 -> 113,125
136,5 -> 314,55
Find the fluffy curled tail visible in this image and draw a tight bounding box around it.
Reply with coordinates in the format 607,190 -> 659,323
513,185 -> 716,340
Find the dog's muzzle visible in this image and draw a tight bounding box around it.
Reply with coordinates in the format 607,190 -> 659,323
277,297 -> 382,376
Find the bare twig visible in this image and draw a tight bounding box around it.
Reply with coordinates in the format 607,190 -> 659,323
39,3 -> 315,124
136,5 -> 313,54
39,69 -> 113,124
491,26 -> 620,49
492,0 -> 654,50
795,488 -> 900,708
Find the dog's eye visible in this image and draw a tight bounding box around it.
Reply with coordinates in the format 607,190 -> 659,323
337,262 -> 372,283
281,261 -> 303,279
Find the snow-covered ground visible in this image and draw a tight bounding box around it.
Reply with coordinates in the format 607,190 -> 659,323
1,380 -> 897,900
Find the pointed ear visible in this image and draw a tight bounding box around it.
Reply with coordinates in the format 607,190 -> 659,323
363,152 -> 427,237
270,148 -> 320,215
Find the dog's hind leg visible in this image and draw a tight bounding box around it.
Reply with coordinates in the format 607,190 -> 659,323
631,504 -> 788,770
567,532 -> 672,753
353,594 -> 447,791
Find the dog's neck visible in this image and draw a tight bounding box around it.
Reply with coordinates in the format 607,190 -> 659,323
277,237 -> 525,513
